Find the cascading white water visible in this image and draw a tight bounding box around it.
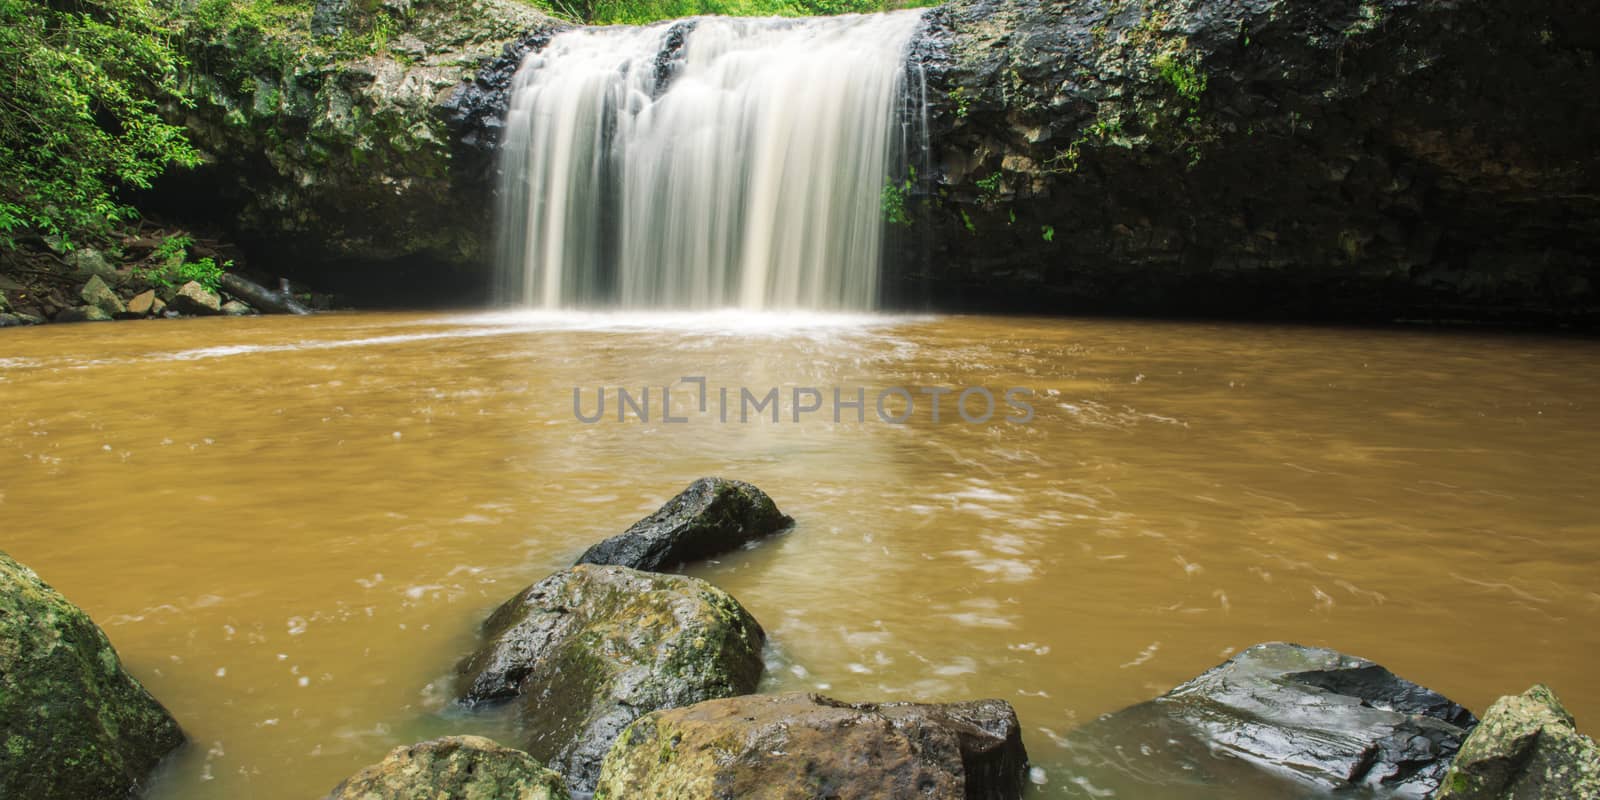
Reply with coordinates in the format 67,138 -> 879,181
495,11 -> 925,310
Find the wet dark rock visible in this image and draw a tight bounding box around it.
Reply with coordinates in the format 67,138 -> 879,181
1055,643 -> 1475,798
907,0 -> 1600,323
456,564 -> 765,794
575,477 -> 793,572
593,692 -> 1029,800
53,306 -> 113,323
325,735 -> 570,800
0,313 -> 27,327
1436,684 -> 1600,800
0,550 -> 185,800
169,281 -> 223,316
438,28 -> 561,182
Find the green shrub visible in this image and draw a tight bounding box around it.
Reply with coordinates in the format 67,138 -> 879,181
0,0 -> 199,250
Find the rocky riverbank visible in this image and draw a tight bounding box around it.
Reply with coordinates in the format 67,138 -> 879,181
2,479 -> 1597,798
58,0 -> 1573,325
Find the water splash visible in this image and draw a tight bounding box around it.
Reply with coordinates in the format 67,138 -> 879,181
496,12 -> 926,310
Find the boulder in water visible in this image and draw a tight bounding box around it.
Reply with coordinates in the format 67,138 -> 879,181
1436,684 -> 1600,800
593,692 -> 1029,800
575,477 -> 792,571
456,564 -> 765,793
0,550 -> 185,799
1056,642 -> 1475,798
325,736 -> 570,800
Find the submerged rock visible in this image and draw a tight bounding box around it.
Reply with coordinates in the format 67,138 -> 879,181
575,477 -> 793,571
593,692 -> 1029,800
456,564 -> 765,793
1436,684 -> 1600,800
325,735 -> 569,800
1058,643 -> 1475,798
169,280 -> 223,316
0,550 -> 185,800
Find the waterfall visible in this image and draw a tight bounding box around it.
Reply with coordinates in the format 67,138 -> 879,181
494,11 -> 926,311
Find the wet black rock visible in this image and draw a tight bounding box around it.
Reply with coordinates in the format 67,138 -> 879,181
1056,642 -> 1475,798
574,477 -> 793,571
456,564 -> 766,794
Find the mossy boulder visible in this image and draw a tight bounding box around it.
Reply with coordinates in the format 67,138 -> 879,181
325,735 -> 570,800
0,549 -> 185,800
1436,684 -> 1600,800
593,692 -> 1029,800
575,477 -> 793,571
456,564 -> 766,793
1056,642 -> 1476,798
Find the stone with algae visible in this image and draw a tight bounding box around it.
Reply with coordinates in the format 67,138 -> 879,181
593,692 -> 1030,800
0,549 -> 185,800
1436,684 -> 1600,800
456,564 -> 765,794
325,735 -> 570,800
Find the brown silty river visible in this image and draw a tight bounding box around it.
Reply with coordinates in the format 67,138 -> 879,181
2,311 -> 1596,798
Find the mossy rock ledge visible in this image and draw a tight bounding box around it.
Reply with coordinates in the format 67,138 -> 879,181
575,477 -> 794,572
325,735 -> 570,800
1436,684 -> 1600,800
908,0 -> 1600,322
592,692 -> 1030,800
456,564 -> 766,794
0,549 -> 185,800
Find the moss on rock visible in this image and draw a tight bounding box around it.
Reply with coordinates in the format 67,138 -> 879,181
1436,684 -> 1600,800
326,735 -> 570,800
0,549 -> 185,800
456,564 -> 766,794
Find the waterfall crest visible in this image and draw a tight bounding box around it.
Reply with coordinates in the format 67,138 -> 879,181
495,11 -> 925,310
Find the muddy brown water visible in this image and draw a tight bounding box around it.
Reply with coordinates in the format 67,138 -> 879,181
1,311 -> 1596,798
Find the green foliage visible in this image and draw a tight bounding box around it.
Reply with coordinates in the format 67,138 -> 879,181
0,0 -> 199,250
1153,50 -> 1206,107
1041,224 -> 1054,242
152,233 -> 192,264
959,208 -> 975,235
976,171 -> 1003,204
880,167 -> 915,227
948,86 -> 971,120
134,234 -> 229,290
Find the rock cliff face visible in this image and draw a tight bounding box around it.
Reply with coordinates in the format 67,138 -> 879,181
158,0 -> 559,302
166,0 -> 1600,321
905,0 -> 1600,321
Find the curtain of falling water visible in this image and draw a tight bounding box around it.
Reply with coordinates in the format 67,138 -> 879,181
495,12 -> 926,310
